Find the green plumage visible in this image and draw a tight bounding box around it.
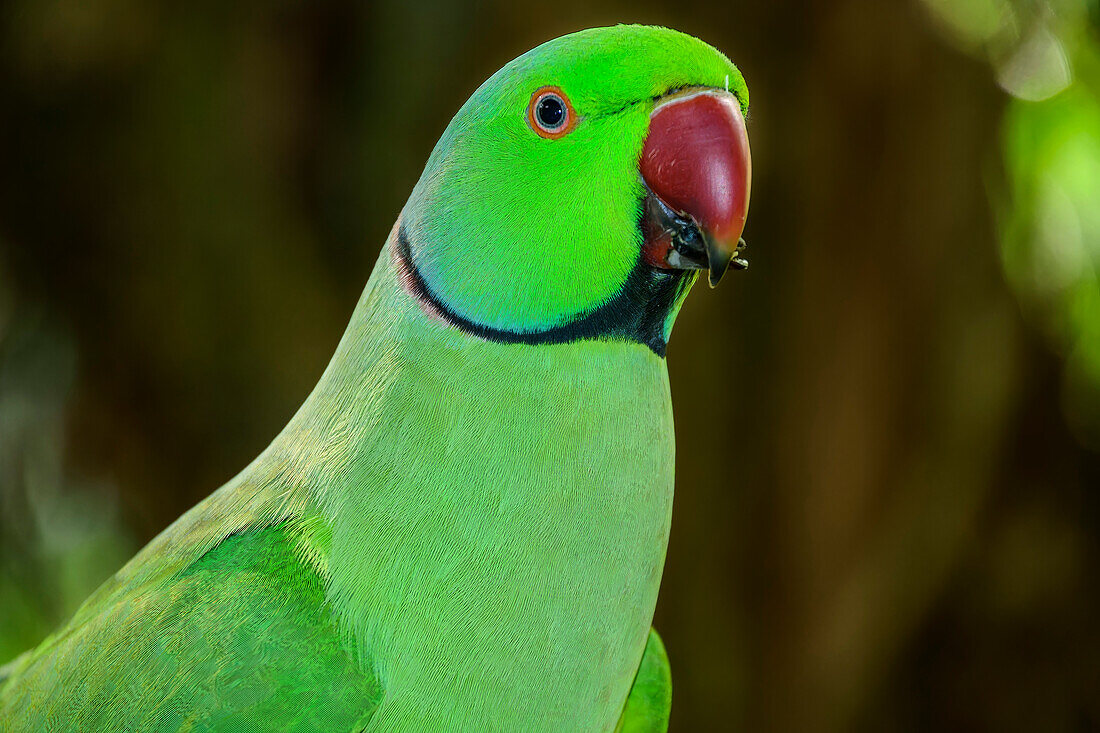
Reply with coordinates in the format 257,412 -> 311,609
2,527 -> 380,730
0,23 -> 746,732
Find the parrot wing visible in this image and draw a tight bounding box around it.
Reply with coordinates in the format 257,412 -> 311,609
0,512 -> 381,732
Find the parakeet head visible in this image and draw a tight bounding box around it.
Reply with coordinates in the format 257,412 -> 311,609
399,24 -> 751,356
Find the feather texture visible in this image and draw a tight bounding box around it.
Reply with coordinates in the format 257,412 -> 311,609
0,23 -> 748,731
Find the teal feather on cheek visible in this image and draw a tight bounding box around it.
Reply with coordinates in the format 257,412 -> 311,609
661,271 -> 700,343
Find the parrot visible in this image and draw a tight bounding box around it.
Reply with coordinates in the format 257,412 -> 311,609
0,23 -> 751,732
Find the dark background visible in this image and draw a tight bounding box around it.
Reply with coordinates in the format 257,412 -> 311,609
2,1 -> 1100,730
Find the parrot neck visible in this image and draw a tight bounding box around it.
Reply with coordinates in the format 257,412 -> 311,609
261,221 -> 676,723
394,223 -> 696,356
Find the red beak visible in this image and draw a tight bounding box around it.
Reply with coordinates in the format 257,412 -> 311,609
640,89 -> 752,286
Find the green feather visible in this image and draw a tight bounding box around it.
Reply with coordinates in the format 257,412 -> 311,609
2,527 -> 380,731
617,629 -> 673,733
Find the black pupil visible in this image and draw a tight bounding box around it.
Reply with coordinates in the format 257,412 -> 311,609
537,95 -> 565,128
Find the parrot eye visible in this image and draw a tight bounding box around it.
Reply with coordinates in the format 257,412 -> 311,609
528,86 -> 576,139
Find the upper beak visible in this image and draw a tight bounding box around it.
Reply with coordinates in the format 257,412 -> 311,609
639,88 -> 752,287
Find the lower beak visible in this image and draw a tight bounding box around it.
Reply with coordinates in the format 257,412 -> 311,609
639,88 -> 752,287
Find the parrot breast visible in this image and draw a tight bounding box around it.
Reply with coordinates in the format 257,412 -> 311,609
312,223 -> 679,730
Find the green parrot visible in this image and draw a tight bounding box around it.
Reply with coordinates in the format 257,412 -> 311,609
0,23 -> 751,732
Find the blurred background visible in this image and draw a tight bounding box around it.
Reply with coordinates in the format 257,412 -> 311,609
1,0 -> 1099,730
